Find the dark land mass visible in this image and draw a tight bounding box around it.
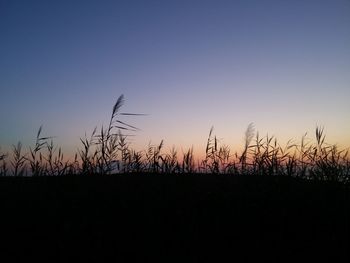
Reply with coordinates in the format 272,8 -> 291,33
0,174 -> 349,262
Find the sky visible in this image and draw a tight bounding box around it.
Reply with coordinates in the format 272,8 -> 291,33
1,0 -> 349,159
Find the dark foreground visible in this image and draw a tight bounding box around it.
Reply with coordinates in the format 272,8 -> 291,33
0,174 -> 349,262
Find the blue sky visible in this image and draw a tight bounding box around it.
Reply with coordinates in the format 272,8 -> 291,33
1,0 -> 349,157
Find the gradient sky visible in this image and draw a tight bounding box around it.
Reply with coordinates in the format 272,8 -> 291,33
1,0 -> 349,158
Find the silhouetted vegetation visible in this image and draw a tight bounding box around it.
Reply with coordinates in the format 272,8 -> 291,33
1,95 -> 349,262
0,95 -> 349,182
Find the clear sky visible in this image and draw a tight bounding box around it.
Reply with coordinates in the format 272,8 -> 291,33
1,0 -> 349,159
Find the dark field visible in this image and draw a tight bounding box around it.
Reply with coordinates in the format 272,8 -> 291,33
1,174 -> 349,262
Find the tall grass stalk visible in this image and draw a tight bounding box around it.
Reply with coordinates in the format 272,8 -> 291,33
11,142 -> 26,176
27,126 -> 51,176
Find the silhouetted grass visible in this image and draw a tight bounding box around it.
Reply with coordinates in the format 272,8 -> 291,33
1,95 -> 350,262
0,94 -> 349,183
